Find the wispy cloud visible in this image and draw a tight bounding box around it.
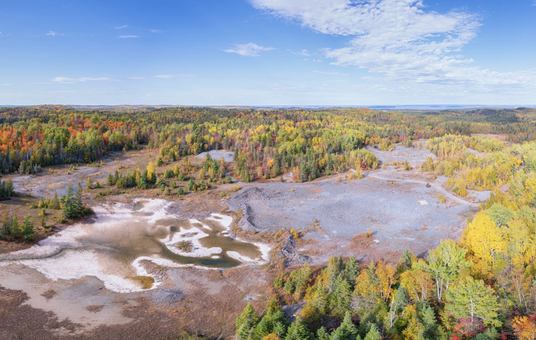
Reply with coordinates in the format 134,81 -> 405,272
150,29 -> 162,33
128,76 -> 145,80
118,35 -> 139,39
250,0 -> 536,87
52,77 -> 113,84
291,49 -> 310,57
115,25 -> 128,30
224,42 -> 275,57
0,83 -> 11,86
313,70 -> 348,76
154,74 -> 196,79
46,31 -> 63,37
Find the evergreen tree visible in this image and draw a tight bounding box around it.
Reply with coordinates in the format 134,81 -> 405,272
21,215 -> 35,241
420,304 -> 438,338
331,311 -> 359,340
285,317 -> 312,340
11,215 -> 20,238
316,327 -> 330,340
364,324 -> 381,340
51,192 -> 61,209
344,256 -> 360,284
272,322 -> 286,338
63,184 -> 77,218
75,182 -> 83,212
235,303 -> 258,339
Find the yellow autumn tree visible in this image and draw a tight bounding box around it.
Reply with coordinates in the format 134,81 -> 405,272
512,315 -> 536,340
400,268 -> 433,303
147,161 -> 156,179
375,260 -> 396,302
462,211 -> 506,267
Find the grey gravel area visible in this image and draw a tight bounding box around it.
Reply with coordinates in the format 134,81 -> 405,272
468,189 -> 492,202
365,145 -> 436,166
148,289 -> 184,306
196,150 -> 234,162
228,175 -> 476,253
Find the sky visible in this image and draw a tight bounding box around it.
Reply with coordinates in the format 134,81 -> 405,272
1,0 -> 536,106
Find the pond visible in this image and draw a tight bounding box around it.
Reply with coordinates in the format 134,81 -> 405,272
0,199 -> 270,292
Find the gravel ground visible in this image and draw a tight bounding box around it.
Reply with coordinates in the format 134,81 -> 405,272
365,144 -> 436,166
196,150 -> 235,162
229,170 -> 477,256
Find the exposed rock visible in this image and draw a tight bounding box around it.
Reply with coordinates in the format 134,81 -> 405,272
277,235 -> 308,268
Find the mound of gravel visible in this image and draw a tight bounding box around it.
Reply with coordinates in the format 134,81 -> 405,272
365,145 -> 436,166
196,150 -> 234,162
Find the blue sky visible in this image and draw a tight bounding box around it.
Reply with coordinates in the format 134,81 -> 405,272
1,0 -> 535,106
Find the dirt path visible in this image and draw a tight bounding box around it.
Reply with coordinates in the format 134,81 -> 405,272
366,171 -> 480,208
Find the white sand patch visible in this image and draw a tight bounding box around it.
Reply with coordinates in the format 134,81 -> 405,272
206,213 -> 233,229
0,200 -> 273,293
20,250 -> 142,293
160,224 -> 223,257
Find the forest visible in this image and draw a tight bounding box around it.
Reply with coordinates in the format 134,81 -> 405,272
3,106 -> 536,339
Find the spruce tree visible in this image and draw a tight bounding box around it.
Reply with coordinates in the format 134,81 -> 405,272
344,256 -> 360,284
11,215 -> 20,239
285,317 -> 312,340
316,326 -> 330,340
331,311 -> 359,340
364,324 -> 381,340
235,303 -> 258,339
51,192 -> 61,209
21,215 -> 35,241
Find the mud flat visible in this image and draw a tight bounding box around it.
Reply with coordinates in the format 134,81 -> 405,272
0,198 -> 272,338
0,199 -> 270,293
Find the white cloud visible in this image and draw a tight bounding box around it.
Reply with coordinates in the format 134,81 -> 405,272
118,35 -> 139,39
224,42 -> 275,56
0,83 -> 11,86
150,29 -> 162,33
250,0 -> 536,87
128,76 -> 145,80
46,31 -> 63,36
291,49 -> 310,57
115,25 -> 128,30
52,77 -> 113,84
313,70 -> 348,76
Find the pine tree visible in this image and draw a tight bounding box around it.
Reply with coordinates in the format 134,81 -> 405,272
364,324 -> 381,340
421,304 -> 438,338
344,256 -> 360,284
285,317 -> 312,340
51,192 -> 61,209
331,311 -> 358,340
272,322 -> 286,338
235,303 -> 258,339
11,215 -> 20,239
317,327 -> 330,340
21,215 -> 35,241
